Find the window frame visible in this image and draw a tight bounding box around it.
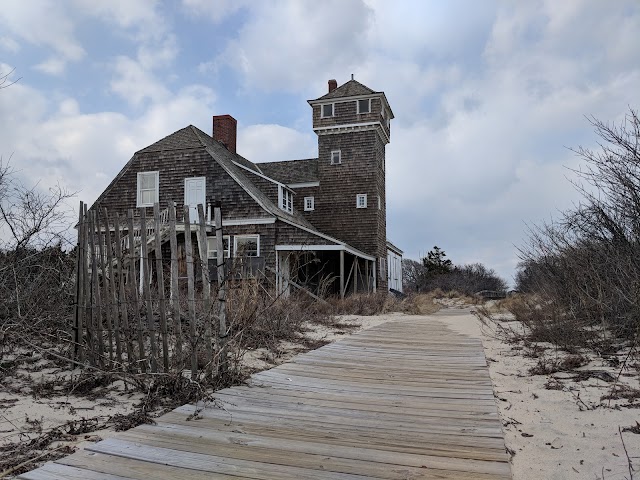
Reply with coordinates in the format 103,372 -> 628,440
356,194 -> 367,209
321,103 -> 334,118
136,171 -> 159,207
357,98 -> 371,114
330,150 -> 341,165
304,196 -> 315,211
234,234 -> 260,257
378,195 -> 381,210
207,235 -> 230,260
278,185 -> 293,214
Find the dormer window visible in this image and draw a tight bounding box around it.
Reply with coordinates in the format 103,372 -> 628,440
321,103 -> 334,118
279,186 -> 293,214
357,99 -> 371,114
331,150 -> 341,165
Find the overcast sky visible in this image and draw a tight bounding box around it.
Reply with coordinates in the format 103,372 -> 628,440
1,0 -> 639,284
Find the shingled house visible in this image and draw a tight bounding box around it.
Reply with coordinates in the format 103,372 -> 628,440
90,78 -> 403,297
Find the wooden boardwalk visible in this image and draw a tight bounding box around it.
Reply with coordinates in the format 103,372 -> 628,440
21,314 -> 511,479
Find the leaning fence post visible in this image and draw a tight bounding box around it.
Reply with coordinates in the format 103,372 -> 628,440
197,204 -> 213,378
214,203 -> 227,374
154,203 -> 170,372
103,208 -> 122,367
114,215 -> 135,369
140,207 -> 158,373
127,209 -> 145,373
168,202 -> 182,369
74,201 -> 85,361
88,211 -> 105,367
183,206 -> 198,379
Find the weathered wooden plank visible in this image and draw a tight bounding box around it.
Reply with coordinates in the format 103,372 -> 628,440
127,209 -> 145,372
167,202 -> 182,368
18,462 -> 132,480
153,202 -> 169,372
56,450 -> 242,480
139,207 -> 158,373
183,206 -> 198,378
88,438 -> 376,480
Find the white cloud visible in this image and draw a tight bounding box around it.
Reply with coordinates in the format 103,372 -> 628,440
237,125 -> 316,163
0,36 -> 19,53
213,0 -> 373,93
0,0 -> 85,73
33,57 -> 67,76
110,56 -> 170,106
181,0 -> 251,23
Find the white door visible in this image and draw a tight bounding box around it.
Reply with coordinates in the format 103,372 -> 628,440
184,177 -> 206,223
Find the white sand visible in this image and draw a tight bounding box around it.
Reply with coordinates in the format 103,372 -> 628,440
432,305 -> 640,480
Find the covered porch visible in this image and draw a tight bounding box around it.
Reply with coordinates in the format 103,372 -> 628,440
275,245 -> 376,299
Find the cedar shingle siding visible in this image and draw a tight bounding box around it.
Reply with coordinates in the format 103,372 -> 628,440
90,79 -> 398,294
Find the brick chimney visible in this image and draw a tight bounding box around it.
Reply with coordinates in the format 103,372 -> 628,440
212,114 -> 237,154
328,79 -> 337,93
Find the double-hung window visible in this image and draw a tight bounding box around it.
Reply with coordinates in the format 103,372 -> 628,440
356,194 -> 367,209
330,150 -> 341,165
234,235 -> 259,257
357,98 -> 371,114
279,186 -> 293,213
321,103 -> 334,118
137,171 -> 159,207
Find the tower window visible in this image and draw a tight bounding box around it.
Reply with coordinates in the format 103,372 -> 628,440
321,103 -> 334,118
331,150 -> 341,165
378,195 -> 381,210
356,194 -> 367,209
357,99 -> 371,114
304,196 -> 315,211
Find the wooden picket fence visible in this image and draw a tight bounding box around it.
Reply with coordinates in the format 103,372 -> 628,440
73,201 -> 228,378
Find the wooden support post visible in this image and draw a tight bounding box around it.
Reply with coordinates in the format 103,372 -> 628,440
103,208 -> 122,367
373,258 -> 377,293
74,201 -> 85,361
140,208 -> 158,373
365,259 -> 370,294
154,203 -> 170,372
196,204 -> 213,377
354,257 -> 358,294
339,250 -> 345,299
114,215 -> 135,369
168,202 -> 182,368
127,210 -> 145,373
214,204 -> 227,374
183,206 -> 198,378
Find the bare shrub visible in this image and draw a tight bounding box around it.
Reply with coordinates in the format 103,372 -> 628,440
516,108 -> 640,351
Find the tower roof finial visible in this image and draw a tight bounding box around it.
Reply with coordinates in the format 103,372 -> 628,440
351,73 -> 354,80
